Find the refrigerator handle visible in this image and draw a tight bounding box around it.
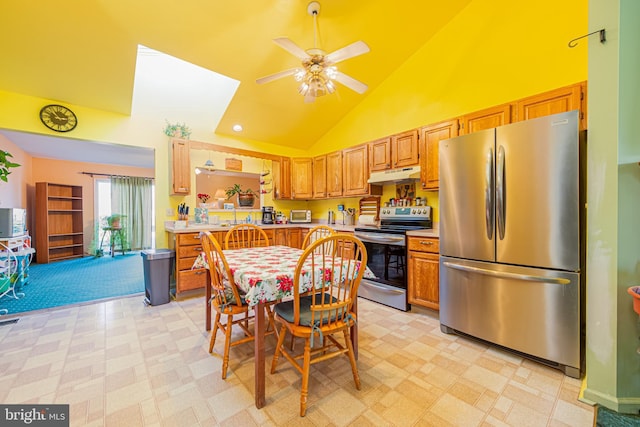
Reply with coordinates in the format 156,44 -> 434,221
443,262 -> 571,285
496,145 -> 506,240
485,147 -> 494,240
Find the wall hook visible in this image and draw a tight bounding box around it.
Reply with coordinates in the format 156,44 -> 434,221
568,29 -> 606,48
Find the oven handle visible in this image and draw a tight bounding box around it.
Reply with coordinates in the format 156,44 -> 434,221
361,279 -> 406,294
354,233 -> 405,246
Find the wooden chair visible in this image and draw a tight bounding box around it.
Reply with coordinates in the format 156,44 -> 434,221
224,223 -> 270,249
270,234 -> 367,416
301,225 -> 335,250
200,231 -> 274,379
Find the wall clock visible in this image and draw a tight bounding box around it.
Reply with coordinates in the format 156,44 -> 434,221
39,104 -> 77,132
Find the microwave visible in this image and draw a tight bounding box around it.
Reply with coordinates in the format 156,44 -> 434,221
290,210 -> 312,223
0,208 -> 27,238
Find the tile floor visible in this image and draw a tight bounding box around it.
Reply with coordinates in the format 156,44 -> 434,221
0,295 -> 595,426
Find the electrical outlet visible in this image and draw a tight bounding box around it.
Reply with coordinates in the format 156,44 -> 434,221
166,208 -> 174,216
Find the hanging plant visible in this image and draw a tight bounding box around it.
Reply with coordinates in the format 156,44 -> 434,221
0,150 -> 20,183
163,120 -> 192,139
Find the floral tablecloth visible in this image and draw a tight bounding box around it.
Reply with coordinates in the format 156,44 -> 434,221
194,245 -> 373,307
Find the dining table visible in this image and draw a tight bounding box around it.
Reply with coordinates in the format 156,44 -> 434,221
198,244 -> 365,409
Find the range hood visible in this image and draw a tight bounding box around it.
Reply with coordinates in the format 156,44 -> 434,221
368,166 -> 421,184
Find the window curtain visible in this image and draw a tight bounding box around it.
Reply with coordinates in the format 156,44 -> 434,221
110,176 -> 153,250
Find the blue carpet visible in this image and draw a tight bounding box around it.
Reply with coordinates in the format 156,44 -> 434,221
596,405 -> 640,426
0,252 -> 145,316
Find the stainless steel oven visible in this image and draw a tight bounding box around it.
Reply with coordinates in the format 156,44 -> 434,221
355,206 -> 431,311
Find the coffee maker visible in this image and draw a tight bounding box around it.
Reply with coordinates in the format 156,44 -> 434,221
261,206 -> 275,224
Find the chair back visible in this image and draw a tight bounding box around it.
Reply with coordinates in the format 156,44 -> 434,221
301,225 -> 336,253
200,231 -> 244,308
224,223 -> 270,249
291,234 -> 367,327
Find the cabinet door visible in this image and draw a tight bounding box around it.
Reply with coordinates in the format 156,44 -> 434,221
420,120 -> 459,190
369,137 -> 391,172
515,82 -> 586,130
407,251 -> 439,310
392,129 -> 419,168
291,158 -> 313,199
274,229 -> 288,246
273,157 -> 291,199
326,151 -> 343,197
288,228 -> 302,248
460,103 -> 512,135
343,145 -> 370,196
170,139 -> 191,195
312,155 -> 327,199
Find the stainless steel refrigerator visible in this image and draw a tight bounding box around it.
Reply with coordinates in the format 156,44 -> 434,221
439,110 -> 585,378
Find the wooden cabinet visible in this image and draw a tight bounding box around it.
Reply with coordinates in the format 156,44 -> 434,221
460,103 -> 512,135
369,130 -> 419,171
170,139 -> 190,195
275,227 -> 302,248
326,151 -> 343,197
515,82 -> 586,130
407,236 -> 440,310
172,231 -> 217,296
291,158 -> 313,199
392,129 -> 419,168
273,157 -> 292,200
35,182 -> 84,263
343,144 -> 382,197
312,155 -> 327,199
369,137 -> 392,172
420,120 -> 459,190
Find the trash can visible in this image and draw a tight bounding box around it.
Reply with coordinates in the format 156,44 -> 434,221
141,249 -> 175,306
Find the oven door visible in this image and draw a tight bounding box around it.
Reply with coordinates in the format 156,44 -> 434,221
355,230 -> 409,311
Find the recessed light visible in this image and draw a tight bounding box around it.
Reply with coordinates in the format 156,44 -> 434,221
232,124 -> 243,132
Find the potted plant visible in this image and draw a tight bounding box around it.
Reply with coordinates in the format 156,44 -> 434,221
0,150 -> 20,183
106,213 -> 126,228
163,120 -> 192,139
225,184 -> 258,207
628,286 -> 640,315
197,193 -> 210,207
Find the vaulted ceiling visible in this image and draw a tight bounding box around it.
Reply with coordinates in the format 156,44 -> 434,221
1,1 -> 471,150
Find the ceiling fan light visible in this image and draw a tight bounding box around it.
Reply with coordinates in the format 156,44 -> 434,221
294,69 -> 306,81
298,82 -> 310,95
325,66 -> 337,79
326,80 -> 335,93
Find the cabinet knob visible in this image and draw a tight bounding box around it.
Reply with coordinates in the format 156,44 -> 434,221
195,270 -> 205,275
193,246 -> 202,251
420,241 -> 433,245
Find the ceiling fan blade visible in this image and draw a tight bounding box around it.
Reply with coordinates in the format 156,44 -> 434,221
273,37 -> 309,60
325,41 -> 370,65
333,72 -> 368,94
304,94 -> 316,103
256,68 -> 300,85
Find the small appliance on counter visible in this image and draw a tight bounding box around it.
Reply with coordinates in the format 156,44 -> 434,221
290,210 -> 312,223
261,206 -> 275,224
327,210 -> 335,224
275,211 -> 287,224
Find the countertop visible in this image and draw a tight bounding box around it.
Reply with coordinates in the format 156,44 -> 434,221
165,221 -> 358,234
406,228 -> 439,238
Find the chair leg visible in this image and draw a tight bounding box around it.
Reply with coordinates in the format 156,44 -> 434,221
209,312 -> 221,353
270,324 -> 288,374
300,338 -> 312,417
221,313 -> 233,379
343,329 -> 361,390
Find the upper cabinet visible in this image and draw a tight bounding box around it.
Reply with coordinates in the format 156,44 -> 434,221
460,103 -> 512,135
291,157 -> 313,199
273,157 -> 292,200
312,155 -> 327,199
420,120 -> 459,191
514,82 -> 586,130
343,144 -> 383,197
170,139 -> 190,195
369,137 -> 392,171
369,130 -> 419,172
391,129 -> 419,168
326,151 -> 343,197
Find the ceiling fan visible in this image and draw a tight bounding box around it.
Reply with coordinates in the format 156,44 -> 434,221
256,1 -> 370,103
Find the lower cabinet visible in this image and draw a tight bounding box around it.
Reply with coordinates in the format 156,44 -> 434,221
274,228 -> 301,248
407,236 -> 440,310
171,231 -> 225,298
